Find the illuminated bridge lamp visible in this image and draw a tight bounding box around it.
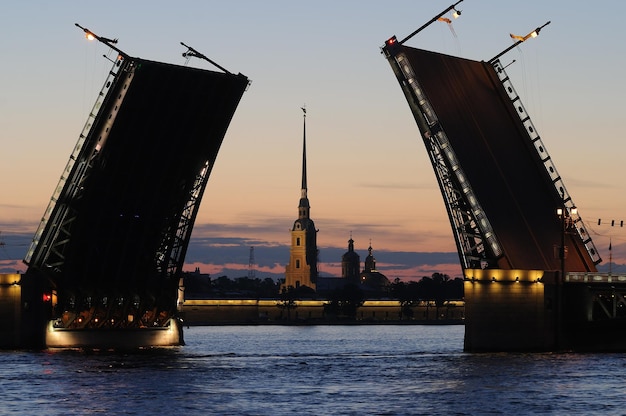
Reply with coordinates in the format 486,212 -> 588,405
397,0 -> 464,45
510,29 -> 540,42
74,23 -> 127,59
489,21 -> 551,63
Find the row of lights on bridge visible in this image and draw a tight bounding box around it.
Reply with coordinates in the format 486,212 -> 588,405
466,277 -> 542,284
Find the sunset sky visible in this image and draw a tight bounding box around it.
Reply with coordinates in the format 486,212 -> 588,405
2,1 -> 626,280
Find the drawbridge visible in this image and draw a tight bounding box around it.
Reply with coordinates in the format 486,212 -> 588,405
380,3 -> 626,351
21,26 -> 249,348
381,20 -> 599,274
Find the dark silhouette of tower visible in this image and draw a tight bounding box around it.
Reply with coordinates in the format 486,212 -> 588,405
363,241 -> 377,273
341,236 -> 360,283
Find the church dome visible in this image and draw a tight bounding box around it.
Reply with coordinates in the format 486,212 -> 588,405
359,242 -> 389,295
360,271 -> 390,288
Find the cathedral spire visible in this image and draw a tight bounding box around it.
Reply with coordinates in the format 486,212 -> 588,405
298,106 -> 310,219
301,106 -> 307,198
284,105 -> 318,291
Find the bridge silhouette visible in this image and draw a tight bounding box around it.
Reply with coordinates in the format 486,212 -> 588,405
382,2 -> 626,352
20,27 -> 249,348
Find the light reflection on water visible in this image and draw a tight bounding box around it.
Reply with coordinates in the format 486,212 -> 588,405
1,325 -> 625,415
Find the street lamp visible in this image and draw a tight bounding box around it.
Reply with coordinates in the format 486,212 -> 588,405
556,204 -> 577,281
555,199 -> 576,351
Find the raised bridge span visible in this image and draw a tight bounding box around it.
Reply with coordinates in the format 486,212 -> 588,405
20,28 -> 248,348
381,3 -> 626,352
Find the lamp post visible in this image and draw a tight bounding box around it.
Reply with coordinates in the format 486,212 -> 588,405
557,206 -> 566,282
556,195 -> 577,350
555,202 -> 565,351
556,203 -> 578,282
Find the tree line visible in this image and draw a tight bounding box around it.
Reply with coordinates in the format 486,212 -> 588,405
184,272 -> 463,300
184,273 -> 280,299
390,273 -> 463,319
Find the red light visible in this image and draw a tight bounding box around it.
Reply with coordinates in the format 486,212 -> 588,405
43,293 -> 52,302
386,36 -> 397,46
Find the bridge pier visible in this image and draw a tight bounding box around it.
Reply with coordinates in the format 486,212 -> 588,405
0,271 -> 54,349
0,274 -> 23,348
464,269 -> 557,352
465,269 -> 626,352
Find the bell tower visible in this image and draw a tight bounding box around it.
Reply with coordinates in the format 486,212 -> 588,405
284,107 -> 318,291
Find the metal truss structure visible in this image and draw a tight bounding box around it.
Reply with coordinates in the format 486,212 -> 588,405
24,35 -> 249,330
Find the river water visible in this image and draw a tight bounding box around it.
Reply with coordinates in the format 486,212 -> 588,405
1,325 -> 625,415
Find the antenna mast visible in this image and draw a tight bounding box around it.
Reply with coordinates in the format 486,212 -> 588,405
248,246 -> 256,279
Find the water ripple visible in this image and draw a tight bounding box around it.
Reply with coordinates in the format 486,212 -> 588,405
1,325 -> 625,415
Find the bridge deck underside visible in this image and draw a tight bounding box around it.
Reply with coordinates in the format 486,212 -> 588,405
400,46 -> 595,272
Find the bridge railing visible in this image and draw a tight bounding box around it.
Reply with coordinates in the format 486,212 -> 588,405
24,58 -> 126,265
491,60 -> 602,265
566,273 -> 626,284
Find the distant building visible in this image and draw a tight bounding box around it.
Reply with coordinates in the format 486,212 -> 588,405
359,243 -> 391,295
317,239 -> 390,297
283,109 -> 318,291
341,236 -> 360,283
